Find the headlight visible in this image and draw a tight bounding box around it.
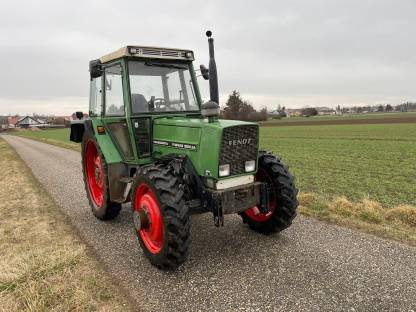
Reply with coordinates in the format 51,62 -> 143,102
219,164 -> 230,177
245,160 -> 256,172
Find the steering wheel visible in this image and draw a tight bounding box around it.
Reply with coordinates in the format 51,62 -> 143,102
146,96 -> 165,111
154,98 -> 166,110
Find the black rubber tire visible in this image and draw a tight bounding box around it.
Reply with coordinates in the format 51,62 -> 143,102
131,164 -> 191,269
240,154 -> 298,234
81,131 -> 121,220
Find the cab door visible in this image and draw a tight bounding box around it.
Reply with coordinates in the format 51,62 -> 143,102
101,62 -> 135,162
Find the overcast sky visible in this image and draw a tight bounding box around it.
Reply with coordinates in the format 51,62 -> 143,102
0,0 -> 415,115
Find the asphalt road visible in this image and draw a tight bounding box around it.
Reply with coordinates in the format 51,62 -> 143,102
3,135 -> 416,312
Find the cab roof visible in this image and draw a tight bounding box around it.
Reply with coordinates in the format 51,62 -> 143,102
100,45 -> 195,63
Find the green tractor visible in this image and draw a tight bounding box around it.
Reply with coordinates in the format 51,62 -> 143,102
70,31 -> 298,269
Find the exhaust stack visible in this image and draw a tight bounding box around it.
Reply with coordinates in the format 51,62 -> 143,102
206,30 -> 219,104
201,30 -> 220,122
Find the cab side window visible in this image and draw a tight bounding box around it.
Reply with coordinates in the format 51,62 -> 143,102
89,77 -> 102,116
105,64 -> 125,116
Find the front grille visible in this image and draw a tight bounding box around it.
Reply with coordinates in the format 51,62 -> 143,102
219,125 -> 259,175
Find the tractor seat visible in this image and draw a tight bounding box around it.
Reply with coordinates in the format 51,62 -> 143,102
132,93 -> 148,113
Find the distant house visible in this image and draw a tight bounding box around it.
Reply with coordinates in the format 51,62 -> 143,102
315,107 -> 336,115
286,109 -> 303,117
16,116 -> 46,128
269,109 -> 288,117
7,116 -> 18,127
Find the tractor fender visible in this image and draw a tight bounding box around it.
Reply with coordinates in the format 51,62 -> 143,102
70,119 -> 93,143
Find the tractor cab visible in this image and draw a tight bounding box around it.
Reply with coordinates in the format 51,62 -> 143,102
70,31 -> 298,269
95,46 -> 201,116
81,45 -> 203,162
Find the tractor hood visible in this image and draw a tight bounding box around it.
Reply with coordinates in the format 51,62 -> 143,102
152,116 -> 259,179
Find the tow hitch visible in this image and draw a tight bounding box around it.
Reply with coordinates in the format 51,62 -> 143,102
205,182 -> 264,227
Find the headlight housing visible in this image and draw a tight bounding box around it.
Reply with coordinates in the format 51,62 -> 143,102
218,164 -> 230,177
245,160 -> 256,172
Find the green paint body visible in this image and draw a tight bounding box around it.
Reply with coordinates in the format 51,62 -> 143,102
153,117 -> 258,177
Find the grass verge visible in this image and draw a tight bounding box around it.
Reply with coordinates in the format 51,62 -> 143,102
299,192 -> 416,246
7,128 -> 80,151
0,138 -> 129,311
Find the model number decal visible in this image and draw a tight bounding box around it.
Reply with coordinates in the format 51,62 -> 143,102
153,140 -> 197,150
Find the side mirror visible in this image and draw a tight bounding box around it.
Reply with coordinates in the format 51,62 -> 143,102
75,111 -> 84,120
200,65 -> 209,80
89,59 -> 103,79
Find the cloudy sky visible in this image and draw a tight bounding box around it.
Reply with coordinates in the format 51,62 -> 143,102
0,0 -> 415,115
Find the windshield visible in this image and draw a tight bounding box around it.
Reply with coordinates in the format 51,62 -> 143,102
128,61 -> 199,114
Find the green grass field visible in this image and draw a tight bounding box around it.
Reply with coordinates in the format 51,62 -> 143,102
261,120 -> 416,243
261,123 -> 416,207
261,111 -> 416,124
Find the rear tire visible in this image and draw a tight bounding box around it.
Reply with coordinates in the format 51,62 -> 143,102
241,154 -> 298,234
81,131 -> 121,220
131,164 -> 191,269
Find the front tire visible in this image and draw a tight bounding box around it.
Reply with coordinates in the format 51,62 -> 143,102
241,154 -> 298,234
131,164 -> 191,269
81,131 -> 121,220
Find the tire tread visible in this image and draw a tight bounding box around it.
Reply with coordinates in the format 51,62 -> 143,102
241,154 -> 298,234
132,163 -> 191,269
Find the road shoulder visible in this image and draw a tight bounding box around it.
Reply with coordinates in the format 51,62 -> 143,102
0,137 -> 131,311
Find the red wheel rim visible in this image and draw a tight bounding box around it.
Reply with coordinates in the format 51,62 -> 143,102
134,184 -> 163,254
85,141 -> 104,207
244,168 -> 277,222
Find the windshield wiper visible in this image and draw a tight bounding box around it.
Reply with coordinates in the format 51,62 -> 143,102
144,61 -> 187,70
